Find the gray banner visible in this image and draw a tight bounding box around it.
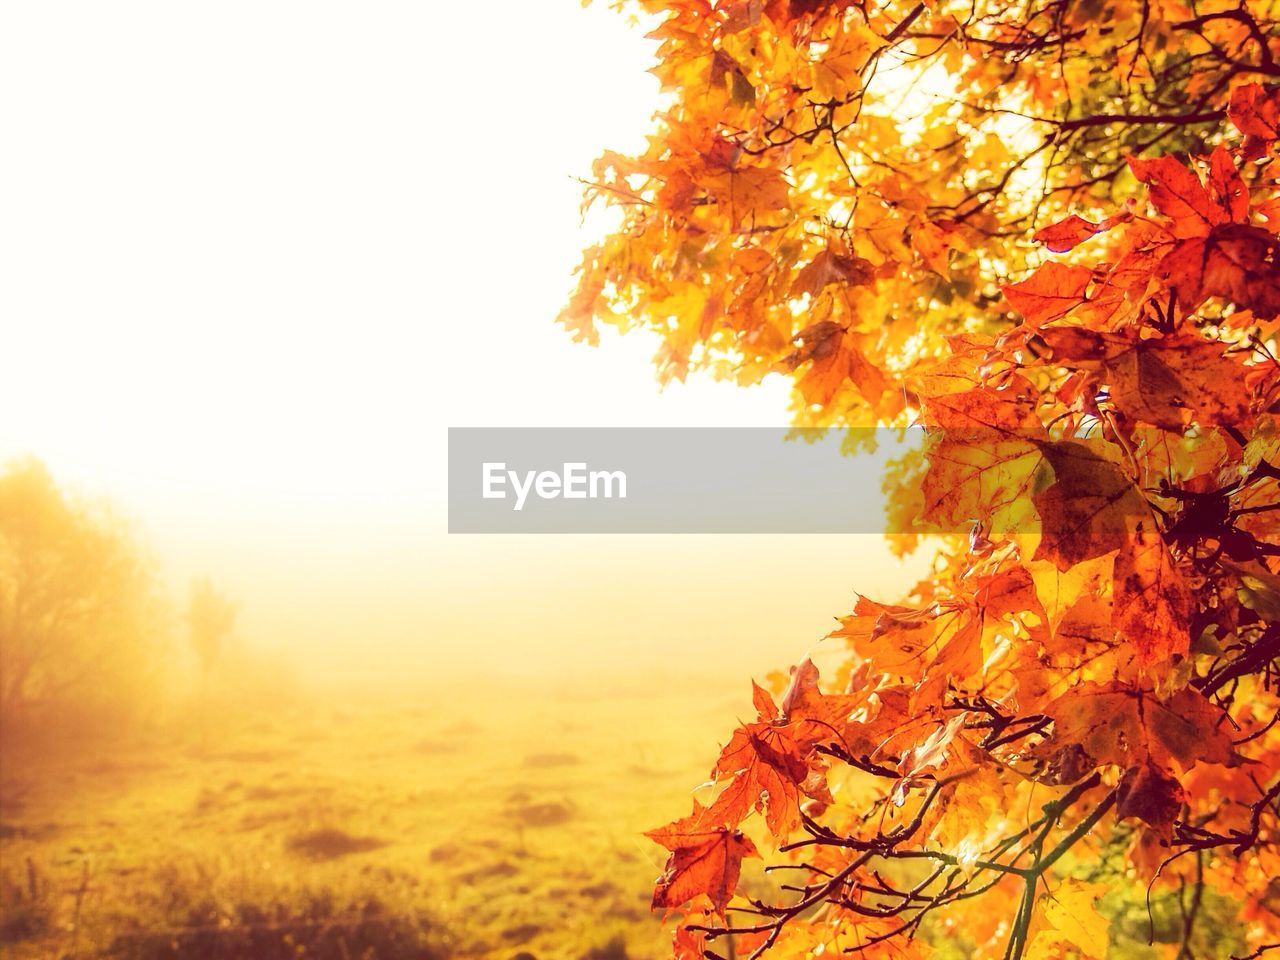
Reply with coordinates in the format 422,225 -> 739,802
448,428 -> 905,533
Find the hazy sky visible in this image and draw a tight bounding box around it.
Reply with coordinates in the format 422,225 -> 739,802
1,1 -> 925,684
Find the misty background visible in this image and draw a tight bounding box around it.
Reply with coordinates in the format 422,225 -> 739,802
0,1 -> 923,693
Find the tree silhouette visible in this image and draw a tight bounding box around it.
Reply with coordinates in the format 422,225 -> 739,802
0,459 -> 156,729
185,577 -> 236,678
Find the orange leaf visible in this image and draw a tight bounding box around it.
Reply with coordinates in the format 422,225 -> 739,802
648,808 -> 760,914
707,722 -> 808,834
1032,441 -> 1145,569
1040,328 -> 1253,429
893,714 -> 967,804
1158,224 -> 1280,320
1037,681 -> 1242,774
1002,262 -> 1092,326
1112,521 -> 1192,667
1207,146 -> 1249,222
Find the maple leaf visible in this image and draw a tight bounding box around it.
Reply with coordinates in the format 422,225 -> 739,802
1114,146 -> 1280,317
774,658 -> 870,750
1039,328 -> 1252,429
1033,213 -> 1128,253
648,806 -> 760,914
913,220 -> 961,274
1229,82 -> 1280,140
790,250 -> 875,298
1112,521 -> 1192,667
893,714 -> 966,804
1031,441 -> 1146,569
927,613 -> 985,681
1208,146 -> 1250,222
1030,879 -> 1111,960
1128,153 -> 1233,239
702,165 -> 791,227
830,596 -> 938,674
778,657 -> 821,718
785,322 -> 895,409
1158,223 -> 1280,319
1036,682 -> 1242,775
1116,760 -> 1186,838
1002,262 -> 1093,326
921,435 -> 1045,534
917,371 -> 1045,433
973,563 -> 1047,632
707,720 -> 808,834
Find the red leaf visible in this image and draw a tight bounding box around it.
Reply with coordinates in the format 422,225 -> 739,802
1034,215 -> 1107,253
1158,223 -> 1280,320
1128,154 -> 1226,239
1228,83 -> 1280,139
1117,760 -> 1186,839
1207,146 -> 1249,223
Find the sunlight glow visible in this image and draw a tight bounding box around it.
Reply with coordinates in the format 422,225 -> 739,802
0,1 -> 922,681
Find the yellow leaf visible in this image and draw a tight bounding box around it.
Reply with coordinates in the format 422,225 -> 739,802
1041,878 -> 1110,959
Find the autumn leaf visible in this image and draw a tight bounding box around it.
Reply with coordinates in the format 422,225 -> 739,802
829,596 -> 938,674
1002,262 -> 1093,326
1036,681 -> 1242,775
1117,760 -> 1186,838
778,657 -> 821,718
790,250 -> 875,298
913,221 -> 960,274
1033,213 -> 1128,253
893,714 -> 966,804
1032,441 -> 1146,569
1158,223 -> 1280,319
917,371 -> 1045,433
699,162 -> 792,228
921,435 -> 1045,534
1128,153 -> 1231,239
1112,521 -> 1192,667
648,806 -> 760,914
1229,82 -> 1280,139
1030,879 -> 1111,960
785,323 -> 898,410
1039,327 -> 1253,429
707,720 -> 808,834
1208,146 -> 1250,222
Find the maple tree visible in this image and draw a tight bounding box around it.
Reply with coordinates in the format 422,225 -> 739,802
566,0 -> 1280,957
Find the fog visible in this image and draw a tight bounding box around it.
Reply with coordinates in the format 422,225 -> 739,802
0,0 -> 927,696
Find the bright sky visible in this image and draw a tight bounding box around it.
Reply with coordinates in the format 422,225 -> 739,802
0,1 -> 925,685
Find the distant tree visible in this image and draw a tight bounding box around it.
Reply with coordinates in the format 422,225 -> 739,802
0,458 -> 158,728
185,577 -> 235,676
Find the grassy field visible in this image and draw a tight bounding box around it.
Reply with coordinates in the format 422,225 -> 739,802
0,675 -> 751,960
